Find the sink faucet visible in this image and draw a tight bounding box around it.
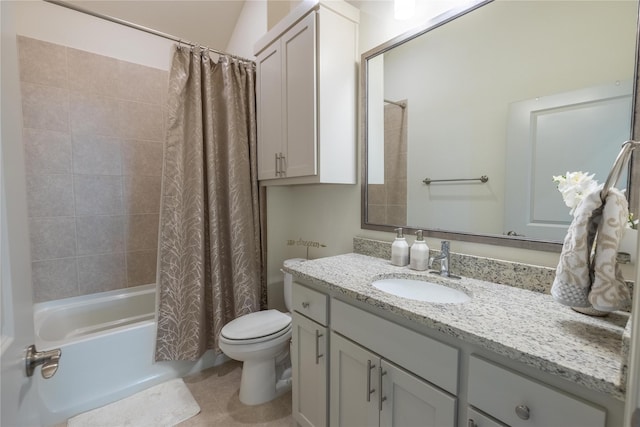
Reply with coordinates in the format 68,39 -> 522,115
430,241 -> 451,277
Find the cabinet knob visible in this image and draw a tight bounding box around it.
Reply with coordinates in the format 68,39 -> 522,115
467,419 -> 477,427
515,404 -> 530,420
302,302 -> 310,308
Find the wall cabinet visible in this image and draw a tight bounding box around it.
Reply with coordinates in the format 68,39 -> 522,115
254,1 -> 358,185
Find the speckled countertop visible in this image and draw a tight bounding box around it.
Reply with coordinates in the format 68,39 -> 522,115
284,253 -> 629,401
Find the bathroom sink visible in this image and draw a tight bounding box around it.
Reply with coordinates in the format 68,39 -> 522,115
371,278 -> 470,304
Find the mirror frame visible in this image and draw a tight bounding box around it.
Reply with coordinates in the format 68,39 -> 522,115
360,0 -> 640,252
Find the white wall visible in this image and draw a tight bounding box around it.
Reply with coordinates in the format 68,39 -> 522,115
226,0 -> 268,59
15,1 -> 173,70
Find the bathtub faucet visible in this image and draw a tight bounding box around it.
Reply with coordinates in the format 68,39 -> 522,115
26,344 -> 61,379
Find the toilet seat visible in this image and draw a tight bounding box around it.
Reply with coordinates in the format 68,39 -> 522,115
220,310 -> 291,345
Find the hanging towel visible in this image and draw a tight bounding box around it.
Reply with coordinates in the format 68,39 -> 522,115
589,187 -> 631,311
551,187 -> 631,312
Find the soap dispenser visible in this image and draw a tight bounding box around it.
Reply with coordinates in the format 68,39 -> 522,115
391,227 -> 409,266
409,230 -> 430,271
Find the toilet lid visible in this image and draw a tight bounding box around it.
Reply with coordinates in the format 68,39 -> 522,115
220,310 -> 291,341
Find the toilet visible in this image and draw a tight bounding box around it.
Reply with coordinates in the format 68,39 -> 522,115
218,259 -> 302,405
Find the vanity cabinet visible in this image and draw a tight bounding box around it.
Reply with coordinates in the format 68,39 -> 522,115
331,332 -> 456,427
467,356 -> 606,427
291,283 -> 328,427
254,1 -> 358,185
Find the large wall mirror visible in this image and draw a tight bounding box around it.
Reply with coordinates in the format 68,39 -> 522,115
362,0 -> 640,252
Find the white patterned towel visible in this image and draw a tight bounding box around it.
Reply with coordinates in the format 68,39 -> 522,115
551,188 -> 631,312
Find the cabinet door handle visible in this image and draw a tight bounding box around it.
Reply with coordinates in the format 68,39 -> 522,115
366,360 -> 376,402
301,302 -> 310,308
467,419 -> 477,427
515,404 -> 530,420
279,153 -> 286,176
378,367 -> 387,411
275,153 -> 280,176
314,330 -> 323,364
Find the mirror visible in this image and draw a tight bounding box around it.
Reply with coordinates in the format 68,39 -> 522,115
362,0 -> 639,251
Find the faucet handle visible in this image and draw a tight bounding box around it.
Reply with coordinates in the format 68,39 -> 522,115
440,240 -> 450,252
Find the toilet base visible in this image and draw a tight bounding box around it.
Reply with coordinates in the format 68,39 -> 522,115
238,358 -> 292,405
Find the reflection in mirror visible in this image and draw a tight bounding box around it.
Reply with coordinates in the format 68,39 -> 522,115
363,0 -> 639,250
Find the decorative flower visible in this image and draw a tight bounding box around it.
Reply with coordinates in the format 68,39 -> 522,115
552,171 -> 601,216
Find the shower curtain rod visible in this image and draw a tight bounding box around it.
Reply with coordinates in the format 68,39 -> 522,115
44,0 -> 254,64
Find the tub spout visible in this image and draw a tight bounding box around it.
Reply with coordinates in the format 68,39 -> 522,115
26,344 -> 61,379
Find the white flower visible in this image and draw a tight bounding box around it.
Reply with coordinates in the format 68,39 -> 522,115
552,171 -> 601,216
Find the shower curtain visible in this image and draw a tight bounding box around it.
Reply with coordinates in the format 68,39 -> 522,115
155,46 -> 266,361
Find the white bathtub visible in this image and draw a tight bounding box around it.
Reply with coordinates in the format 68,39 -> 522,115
34,284 -> 222,426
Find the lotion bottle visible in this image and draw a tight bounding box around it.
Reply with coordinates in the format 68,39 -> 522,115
409,230 -> 430,271
391,227 -> 409,266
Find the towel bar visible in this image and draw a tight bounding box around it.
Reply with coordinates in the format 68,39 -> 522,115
601,140 -> 639,201
422,175 -> 489,185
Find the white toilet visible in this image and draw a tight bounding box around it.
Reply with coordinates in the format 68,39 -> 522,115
218,260 -> 300,405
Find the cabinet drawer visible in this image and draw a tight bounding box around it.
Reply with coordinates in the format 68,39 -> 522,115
292,282 -> 328,326
467,407 -> 508,427
331,298 -> 458,395
468,356 -> 606,427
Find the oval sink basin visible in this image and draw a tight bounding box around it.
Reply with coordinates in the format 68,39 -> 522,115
372,278 -> 470,304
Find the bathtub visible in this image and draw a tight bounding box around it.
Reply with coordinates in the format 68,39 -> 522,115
34,284 -> 222,426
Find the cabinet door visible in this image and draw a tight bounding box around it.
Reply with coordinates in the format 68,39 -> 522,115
292,312 -> 328,427
282,11 -> 317,178
330,332 -> 380,427
379,360 -> 457,427
256,41 -> 282,180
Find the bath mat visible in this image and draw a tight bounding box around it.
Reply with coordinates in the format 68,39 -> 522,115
68,378 -> 200,427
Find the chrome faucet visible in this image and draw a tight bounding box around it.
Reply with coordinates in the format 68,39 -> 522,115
429,241 -> 451,277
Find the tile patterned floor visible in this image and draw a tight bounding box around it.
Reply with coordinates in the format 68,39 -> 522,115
178,360 -> 293,427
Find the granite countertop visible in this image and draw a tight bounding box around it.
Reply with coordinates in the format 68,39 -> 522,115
284,253 -> 629,401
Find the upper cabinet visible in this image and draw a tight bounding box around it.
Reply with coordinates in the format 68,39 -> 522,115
254,0 -> 359,185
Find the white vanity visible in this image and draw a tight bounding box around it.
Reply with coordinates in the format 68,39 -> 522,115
285,250 -> 627,427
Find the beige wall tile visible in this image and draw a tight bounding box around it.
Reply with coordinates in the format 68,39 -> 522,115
123,175 -> 161,214
77,253 -> 126,295
74,175 -> 123,215
116,61 -> 167,104
29,217 -> 77,261
367,204 -> 387,224
72,134 -> 123,175
121,139 -> 163,176
387,205 -> 407,226
125,214 -> 159,252
126,250 -> 157,286
21,83 -> 69,132
69,92 -> 119,137
17,36 -> 67,88
386,179 -> 407,205
32,258 -> 78,302
26,174 -> 74,217
76,215 -> 125,256
23,128 -> 72,174
118,100 -> 164,141
367,184 -> 386,205
67,47 -> 119,97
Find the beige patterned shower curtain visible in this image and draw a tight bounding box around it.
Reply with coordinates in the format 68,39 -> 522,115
155,47 -> 266,361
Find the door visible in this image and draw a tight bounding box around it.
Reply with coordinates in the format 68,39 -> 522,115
283,11 -> 317,179
256,41 -> 283,180
291,312 -> 327,427
379,360 -> 456,427
1,2 -> 41,425
330,332 -> 379,427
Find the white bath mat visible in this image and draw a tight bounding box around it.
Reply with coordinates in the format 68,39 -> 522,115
68,378 -> 200,427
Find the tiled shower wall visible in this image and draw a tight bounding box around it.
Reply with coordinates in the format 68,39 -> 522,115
17,36 -> 168,303
367,102 -> 408,226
